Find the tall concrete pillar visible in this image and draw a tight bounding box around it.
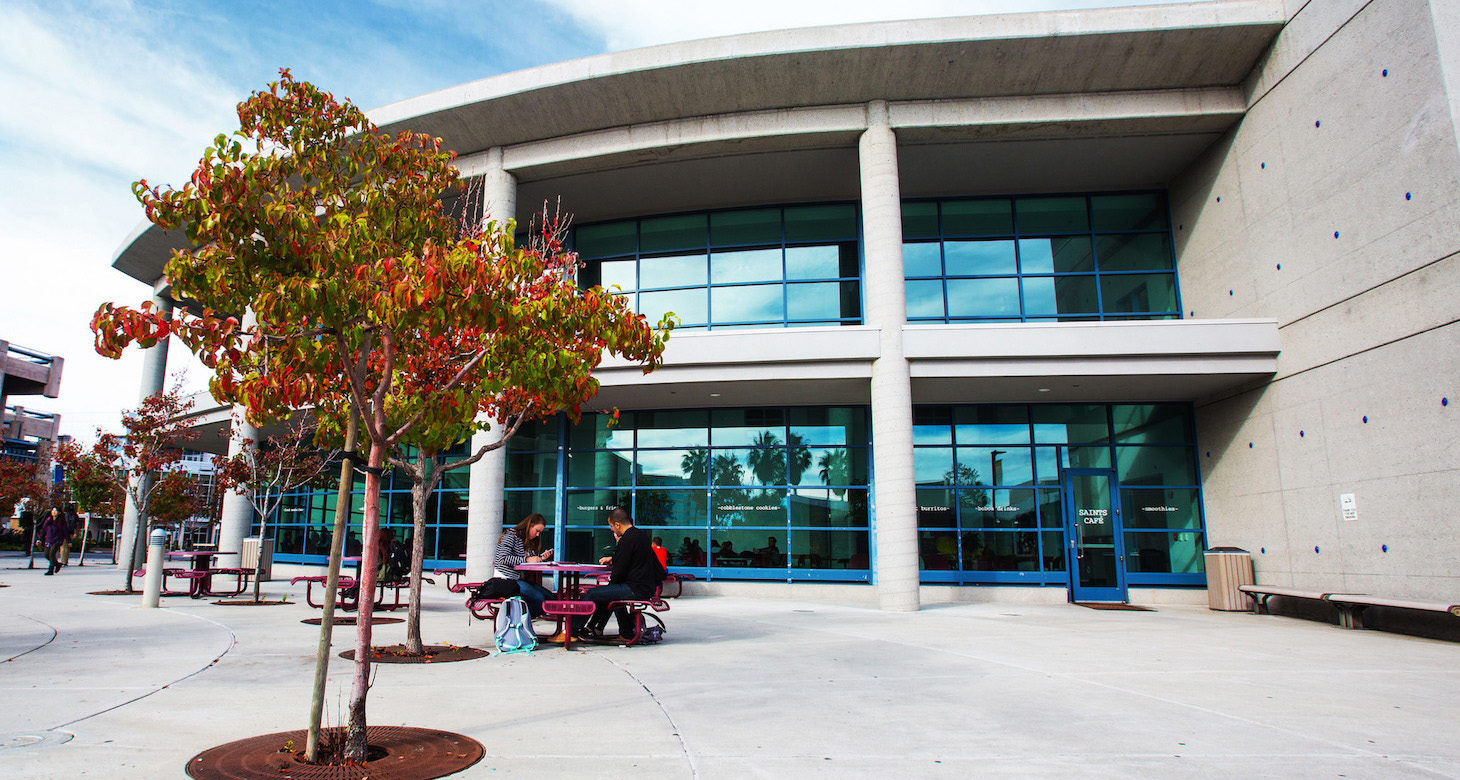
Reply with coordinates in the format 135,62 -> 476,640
859,101 -> 919,612
119,293 -> 172,571
215,415 -> 259,574
466,148 -> 515,581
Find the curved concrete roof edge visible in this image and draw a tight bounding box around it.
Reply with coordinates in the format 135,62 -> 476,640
367,0 -> 1286,127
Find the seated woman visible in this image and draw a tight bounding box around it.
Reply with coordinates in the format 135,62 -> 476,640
493,514 -> 555,618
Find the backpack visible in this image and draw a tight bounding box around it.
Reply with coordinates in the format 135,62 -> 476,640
493,596 -> 537,654
384,540 -> 412,583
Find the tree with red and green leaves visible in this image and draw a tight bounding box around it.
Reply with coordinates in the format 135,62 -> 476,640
0,457 -> 48,521
55,440 -> 126,520
57,388 -> 198,591
91,71 -> 671,762
213,419 -> 334,603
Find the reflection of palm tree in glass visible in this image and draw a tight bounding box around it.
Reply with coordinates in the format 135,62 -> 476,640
748,432 -> 785,485
787,433 -> 812,486
681,447 -> 709,485
819,449 -> 848,497
712,453 -> 745,486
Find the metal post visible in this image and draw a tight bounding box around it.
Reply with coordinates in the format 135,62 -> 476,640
141,527 -> 168,608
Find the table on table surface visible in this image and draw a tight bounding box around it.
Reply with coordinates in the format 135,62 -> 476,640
515,561 -> 609,649
166,550 -> 238,598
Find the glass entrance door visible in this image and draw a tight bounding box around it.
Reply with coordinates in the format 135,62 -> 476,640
1062,468 -> 1127,603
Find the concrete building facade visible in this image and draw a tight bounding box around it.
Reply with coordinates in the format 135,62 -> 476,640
112,0 -> 1460,606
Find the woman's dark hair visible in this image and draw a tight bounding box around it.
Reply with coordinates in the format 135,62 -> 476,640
500,513 -> 546,553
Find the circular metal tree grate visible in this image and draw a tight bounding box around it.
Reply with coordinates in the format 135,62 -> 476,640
300,617 -> 403,626
338,644 -> 489,664
186,726 -> 483,780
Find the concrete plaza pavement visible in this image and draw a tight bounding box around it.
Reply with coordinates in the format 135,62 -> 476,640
2,551 -> 1458,779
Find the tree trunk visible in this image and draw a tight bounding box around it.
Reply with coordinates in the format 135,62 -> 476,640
344,439 -> 384,762
253,512 -> 269,603
403,450 -> 435,656
306,413 -> 357,764
122,474 -> 152,593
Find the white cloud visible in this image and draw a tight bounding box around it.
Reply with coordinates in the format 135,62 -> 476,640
539,0 -> 1204,51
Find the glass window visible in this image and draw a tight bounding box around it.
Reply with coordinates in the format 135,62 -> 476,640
914,447 -> 954,487
1092,193 -> 1165,231
505,452 -> 557,488
712,284 -> 784,323
785,245 -> 840,279
567,450 -> 633,487
1112,404 -> 1193,444
1124,531 -> 1205,574
947,277 -> 1020,318
785,204 -> 856,242
711,248 -> 781,284
902,202 -> 938,239
962,488 -> 1038,529
912,407 -> 953,444
640,253 -> 707,288
1096,234 -> 1172,272
920,530 -> 960,570
961,530 -> 1041,571
634,488 -> 708,527
789,488 -> 865,528
639,214 -> 706,254
1022,275 -> 1099,317
957,447 -> 1033,486
1018,237 -> 1094,274
1032,405 -> 1109,444
637,411 -> 709,448
903,242 -> 942,277
1116,446 -> 1197,486
1100,273 -> 1178,314
943,199 -> 1013,237
711,489 -> 786,527
575,222 -> 637,259
1016,196 -> 1088,233
794,446 -> 867,488
787,282 -> 846,321
905,280 -> 946,318
789,407 -> 865,446
917,488 -> 956,528
711,209 -> 780,246
1122,488 -> 1202,530
503,490 -> 556,526
945,240 -> 1017,276
788,529 -> 869,569
597,258 -> 637,291
954,406 -> 1030,445
640,288 -> 707,326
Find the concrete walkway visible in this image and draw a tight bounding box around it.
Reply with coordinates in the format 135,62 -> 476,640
1,552 -> 1458,779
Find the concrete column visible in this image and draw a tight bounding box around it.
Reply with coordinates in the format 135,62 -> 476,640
466,148 -> 515,581
118,293 -> 172,572
859,101 -> 919,612
215,415 -> 259,573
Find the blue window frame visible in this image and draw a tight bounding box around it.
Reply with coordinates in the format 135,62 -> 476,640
903,192 -> 1182,323
574,204 -> 863,330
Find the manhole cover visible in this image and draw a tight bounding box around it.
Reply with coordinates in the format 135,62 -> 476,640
186,726 -> 482,780
0,731 -> 72,749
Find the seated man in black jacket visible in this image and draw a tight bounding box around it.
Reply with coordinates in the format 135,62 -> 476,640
576,506 -> 664,640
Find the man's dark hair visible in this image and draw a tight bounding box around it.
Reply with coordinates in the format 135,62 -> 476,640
607,506 -> 632,525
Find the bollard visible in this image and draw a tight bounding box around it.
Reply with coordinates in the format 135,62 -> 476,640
141,527 -> 168,608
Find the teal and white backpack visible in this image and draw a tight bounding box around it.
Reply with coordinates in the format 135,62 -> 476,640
493,596 -> 537,654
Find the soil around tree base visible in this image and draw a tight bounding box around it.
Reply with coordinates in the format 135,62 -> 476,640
338,644 -> 489,663
185,725 -> 484,780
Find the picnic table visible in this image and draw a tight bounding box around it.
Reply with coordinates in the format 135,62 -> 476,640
167,550 -> 244,599
291,556 -> 429,611
514,561 -> 609,651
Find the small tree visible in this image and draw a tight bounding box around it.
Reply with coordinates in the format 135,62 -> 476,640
92,71 -> 671,762
214,419 -> 334,602
56,440 -> 126,520
0,457 -> 48,520
58,388 -> 198,591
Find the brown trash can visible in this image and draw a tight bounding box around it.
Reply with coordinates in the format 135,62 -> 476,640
1204,547 -> 1254,611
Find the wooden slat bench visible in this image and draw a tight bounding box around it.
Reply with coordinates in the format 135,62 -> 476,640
1325,595 -> 1460,630
1238,585 -> 1334,615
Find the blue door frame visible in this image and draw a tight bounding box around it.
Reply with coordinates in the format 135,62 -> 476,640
1062,468 -> 1128,603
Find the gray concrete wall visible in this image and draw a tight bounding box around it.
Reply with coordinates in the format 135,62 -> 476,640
1173,0 -> 1460,598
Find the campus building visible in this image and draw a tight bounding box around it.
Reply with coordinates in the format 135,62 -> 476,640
112,0 -> 1460,607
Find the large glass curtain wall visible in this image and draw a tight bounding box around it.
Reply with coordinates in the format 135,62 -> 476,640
507,407 -> 873,582
914,403 -> 1206,586
903,193 -> 1181,322
574,204 -> 863,330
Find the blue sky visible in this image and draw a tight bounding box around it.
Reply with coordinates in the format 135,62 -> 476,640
0,0 -> 1210,442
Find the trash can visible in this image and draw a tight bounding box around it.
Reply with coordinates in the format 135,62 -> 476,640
1204,547 -> 1254,611
242,537 -> 275,582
